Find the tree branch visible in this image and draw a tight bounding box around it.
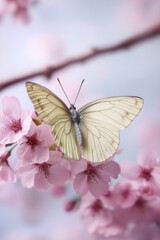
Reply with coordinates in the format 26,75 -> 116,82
1,24 -> 160,91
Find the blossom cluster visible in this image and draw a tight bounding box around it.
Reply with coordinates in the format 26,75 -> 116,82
1,96 -> 160,240
0,96 -> 120,196
76,149 -> 160,240
0,0 -> 34,23
67,112 -> 160,239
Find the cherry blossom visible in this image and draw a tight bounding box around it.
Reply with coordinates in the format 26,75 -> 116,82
16,122 -> 53,165
0,0 -> 34,23
16,151 -> 70,191
0,96 -> 32,144
125,195 -> 160,224
122,149 -> 160,186
71,158 -> 120,197
112,181 -> 138,208
64,198 -> 80,212
1,96 -> 160,240
79,194 -> 113,235
74,133 -> 160,239
78,180 -> 160,239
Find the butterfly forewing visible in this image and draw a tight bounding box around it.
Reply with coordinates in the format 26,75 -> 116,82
26,82 -> 143,163
26,82 -> 81,160
78,96 -> 143,162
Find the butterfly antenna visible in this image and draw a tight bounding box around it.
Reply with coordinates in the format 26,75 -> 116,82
57,78 -> 71,105
73,79 -> 85,105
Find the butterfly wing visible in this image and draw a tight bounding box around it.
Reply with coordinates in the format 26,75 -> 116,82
78,96 -> 143,162
26,82 -> 81,160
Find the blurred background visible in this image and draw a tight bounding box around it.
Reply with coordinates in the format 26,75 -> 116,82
0,0 -> 160,239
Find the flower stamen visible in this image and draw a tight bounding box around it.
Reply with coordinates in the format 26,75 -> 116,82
38,162 -> 50,177
10,118 -> 22,133
26,134 -> 39,148
140,168 -> 152,181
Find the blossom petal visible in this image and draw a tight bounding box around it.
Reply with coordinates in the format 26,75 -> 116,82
48,165 -> 69,185
0,97 -> 32,144
99,160 -> 121,179
74,172 -> 88,195
34,171 -> 50,190
137,150 -> 160,168
33,145 -> 49,163
47,151 -> 62,165
2,96 -> 21,119
70,158 -> 87,175
88,176 -> 109,197
16,164 -> 38,188
17,144 -> 33,163
37,124 -> 53,146
0,163 -> 16,184
113,182 -> 138,208
121,161 -> 141,180
152,167 -> 160,185
0,122 -> 14,143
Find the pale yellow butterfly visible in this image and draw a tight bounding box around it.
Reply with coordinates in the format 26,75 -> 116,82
26,81 -> 143,162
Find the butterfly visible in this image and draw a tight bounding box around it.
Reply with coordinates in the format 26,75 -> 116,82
26,81 -> 143,162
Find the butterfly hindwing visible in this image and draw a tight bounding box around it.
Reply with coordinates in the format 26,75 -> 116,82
26,82 -> 143,162
78,96 -> 143,162
26,82 -> 81,160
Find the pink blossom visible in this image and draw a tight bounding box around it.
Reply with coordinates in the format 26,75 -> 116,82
126,195 -> 160,224
122,149 -> 160,186
137,181 -> 160,198
71,158 -> 120,197
16,151 -> 70,191
0,96 -> 32,144
0,0 -> 33,23
17,122 -> 53,165
64,198 -> 80,212
100,190 -> 116,209
113,181 -> 138,208
79,191 -> 160,239
79,194 -> 128,238
79,194 -> 113,235
0,151 -> 16,184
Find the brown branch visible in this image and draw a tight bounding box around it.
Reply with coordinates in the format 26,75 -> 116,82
1,24 -> 160,91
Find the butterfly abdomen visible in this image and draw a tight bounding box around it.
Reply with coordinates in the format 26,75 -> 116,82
74,122 -> 82,146
69,104 -> 82,145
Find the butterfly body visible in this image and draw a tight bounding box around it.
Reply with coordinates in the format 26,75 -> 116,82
69,104 -> 82,145
69,104 -> 81,124
26,82 -> 144,163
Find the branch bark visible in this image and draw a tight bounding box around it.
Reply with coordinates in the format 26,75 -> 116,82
1,24 -> 160,91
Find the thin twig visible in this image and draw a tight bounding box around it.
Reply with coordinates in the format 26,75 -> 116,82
1,24 -> 160,91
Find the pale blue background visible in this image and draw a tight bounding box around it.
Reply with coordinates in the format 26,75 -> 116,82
0,0 -> 160,239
